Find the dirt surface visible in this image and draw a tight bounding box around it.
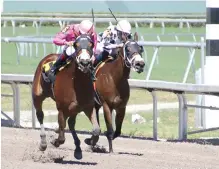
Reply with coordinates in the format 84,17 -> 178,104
1,127 -> 219,169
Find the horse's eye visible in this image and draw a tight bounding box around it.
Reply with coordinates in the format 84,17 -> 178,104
88,42 -> 92,47
139,46 -> 144,53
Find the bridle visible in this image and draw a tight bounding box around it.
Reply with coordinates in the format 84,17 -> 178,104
122,40 -> 143,68
73,34 -> 94,72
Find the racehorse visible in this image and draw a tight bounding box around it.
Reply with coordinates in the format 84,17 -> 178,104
85,33 -> 145,153
32,34 -> 101,160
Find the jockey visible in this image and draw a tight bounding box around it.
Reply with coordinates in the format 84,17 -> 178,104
94,20 -> 132,66
47,20 -> 97,80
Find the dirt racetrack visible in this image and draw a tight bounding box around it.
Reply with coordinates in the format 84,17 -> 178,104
1,127 -> 219,169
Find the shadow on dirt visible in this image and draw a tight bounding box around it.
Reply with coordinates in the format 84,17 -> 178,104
55,160 -> 97,165
85,144 -> 144,156
118,152 -> 143,156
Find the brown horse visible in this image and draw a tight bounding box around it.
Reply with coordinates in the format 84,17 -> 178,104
32,34 -> 100,160
85,33 -> 145,153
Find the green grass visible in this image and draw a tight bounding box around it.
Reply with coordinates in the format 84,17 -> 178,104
42,109 -> 219,139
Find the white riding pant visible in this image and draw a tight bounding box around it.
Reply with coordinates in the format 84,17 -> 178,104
64,46 -> 76,56
96,42 -> 120,56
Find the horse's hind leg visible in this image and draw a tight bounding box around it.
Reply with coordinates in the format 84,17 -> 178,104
33,95 -> 47,151
51,110 -> 67,147
68,115 -> 82,160
84,107 -> 101,147
114,107 -> 126,139
102,102 -> 114,153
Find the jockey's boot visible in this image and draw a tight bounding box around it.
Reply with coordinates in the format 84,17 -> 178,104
47,53 -> 66,83
93,53 -> 103,68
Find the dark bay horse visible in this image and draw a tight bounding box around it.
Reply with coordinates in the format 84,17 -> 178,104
85,33 -> 145,153
32,34 -> 100,160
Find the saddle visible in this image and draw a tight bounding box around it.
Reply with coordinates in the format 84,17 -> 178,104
42,59 -> 72,83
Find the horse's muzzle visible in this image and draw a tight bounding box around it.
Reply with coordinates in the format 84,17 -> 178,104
79,59 -> 92,73
80,59 -> 91,66
132,54 -> 145,73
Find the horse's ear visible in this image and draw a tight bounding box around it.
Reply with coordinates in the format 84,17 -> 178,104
134,32 -> 138,41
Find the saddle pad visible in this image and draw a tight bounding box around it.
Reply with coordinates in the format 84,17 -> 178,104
42,61 -> 56,73
42,59 -> 72,73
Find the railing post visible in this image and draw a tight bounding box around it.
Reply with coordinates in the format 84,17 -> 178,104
11,82 -> 20,127
15,43 -> 20,65
35,43 -> 39,57
150,90 -> 158,140
176,93 -> 187,141
29,83 -> 36,128
200,37 -> 206,127
11,20 -> 16,35
43,43 -> 46,56
177,93 -> 183,140
182,94 -> 188,140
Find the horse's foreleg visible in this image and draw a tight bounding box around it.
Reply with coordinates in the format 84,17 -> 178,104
114,107 -> 126,139
33,96 -> 47,151
51,110 -> 66,147
68,115 -> 82,160
84,107 -> 101,147
102,102 -> 114,153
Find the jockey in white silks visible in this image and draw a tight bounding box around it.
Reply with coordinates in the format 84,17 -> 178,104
94,20 -> 132,66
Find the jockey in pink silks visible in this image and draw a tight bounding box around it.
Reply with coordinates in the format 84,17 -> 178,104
47,20 -> 98,80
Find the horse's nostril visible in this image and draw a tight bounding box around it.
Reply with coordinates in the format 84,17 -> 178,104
136,61 -> 144,66
81,59 -> 91,66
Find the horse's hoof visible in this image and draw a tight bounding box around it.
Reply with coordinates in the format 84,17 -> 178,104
84,138 -> 92,146
113,132 -> 121,140
39,144 -> 47,151
74,148 -> 82,160
50,139 -> 60,148
91,136 -> 99,146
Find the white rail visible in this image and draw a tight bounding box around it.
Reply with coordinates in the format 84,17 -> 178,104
1,12 -> 206,18
1,37 -> 205,48
1,74 -> 219,141
1,16 -> 205,35
1,17 -> 206,23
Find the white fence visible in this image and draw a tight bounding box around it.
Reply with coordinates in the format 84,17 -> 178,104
1,16 -> 205,35
1,37 -> 206,83
1,74 -> 219,141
